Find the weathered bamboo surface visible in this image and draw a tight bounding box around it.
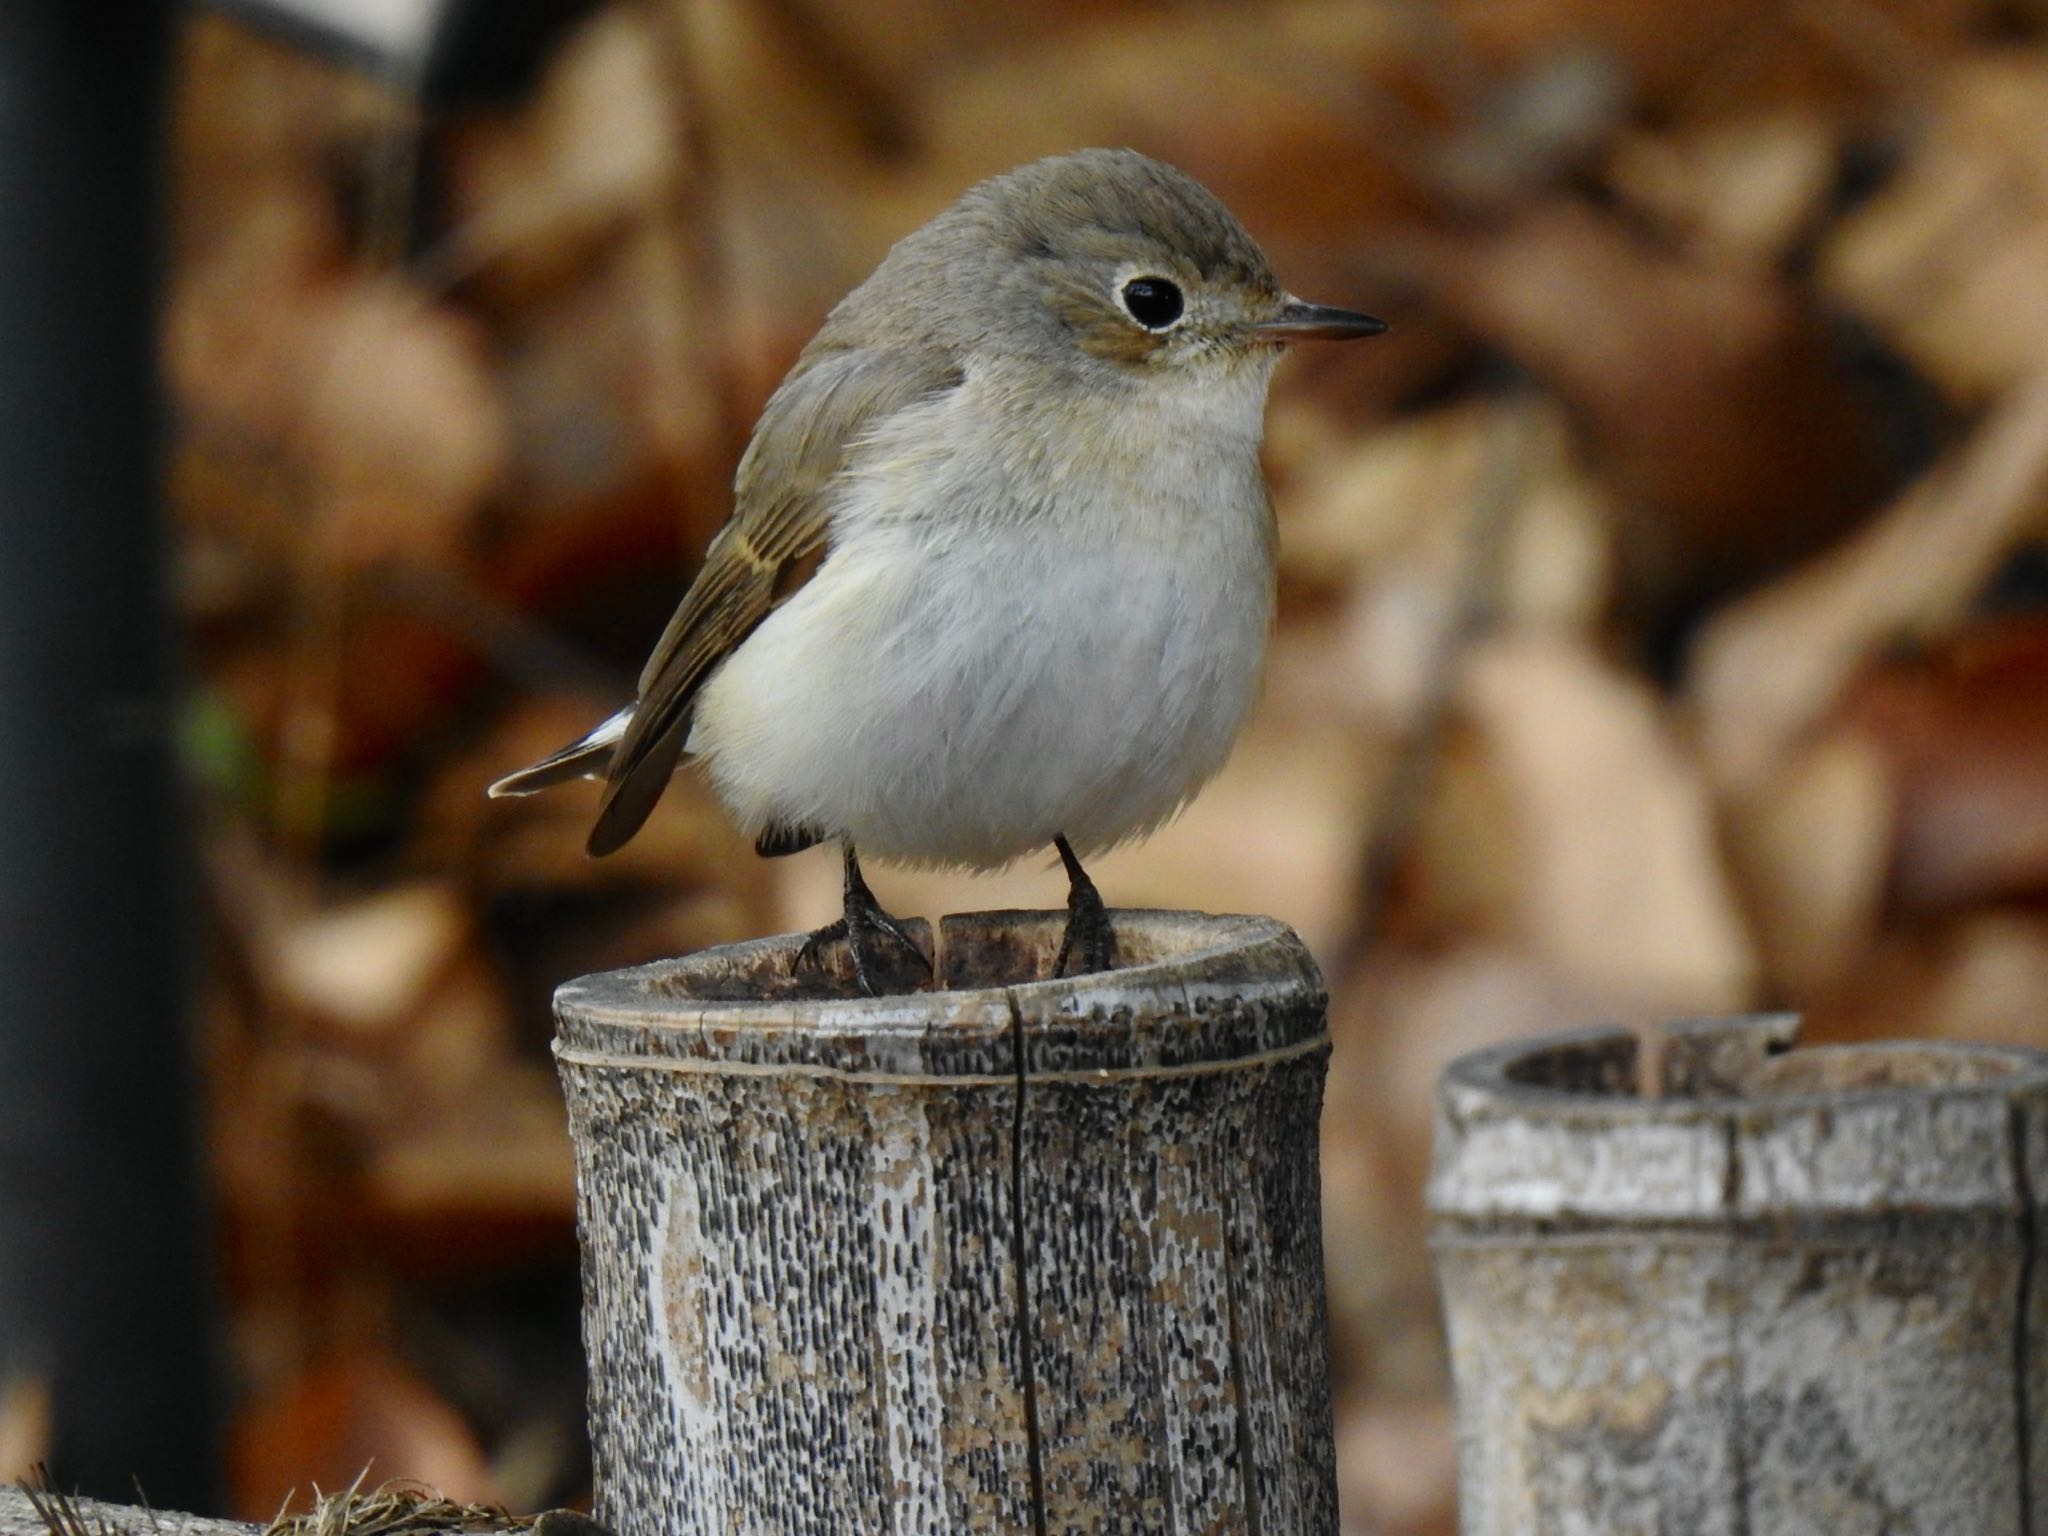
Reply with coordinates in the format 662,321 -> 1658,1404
1430,1014 -> 2048,1535
0,1490 -> 249,1536
554,908 -> 1335,1536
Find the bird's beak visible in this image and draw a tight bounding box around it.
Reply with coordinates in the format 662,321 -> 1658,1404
1254,298 -> 1388,343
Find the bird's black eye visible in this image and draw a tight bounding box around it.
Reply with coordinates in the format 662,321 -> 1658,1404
1119,277 -> 1184,330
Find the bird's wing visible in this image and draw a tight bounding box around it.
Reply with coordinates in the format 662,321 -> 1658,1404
587,345 -> 964,856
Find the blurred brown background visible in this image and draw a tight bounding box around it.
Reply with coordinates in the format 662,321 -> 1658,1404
12,0 -> 2048,1531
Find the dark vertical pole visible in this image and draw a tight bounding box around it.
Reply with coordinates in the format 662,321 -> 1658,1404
0,3 -> 223,1512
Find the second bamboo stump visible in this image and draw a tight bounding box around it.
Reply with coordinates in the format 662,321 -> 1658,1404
555,909 -> 1335,1536
1431,1015 -> 2048,1534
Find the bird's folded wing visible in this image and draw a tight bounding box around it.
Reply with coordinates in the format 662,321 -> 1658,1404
587,345 -> 965,856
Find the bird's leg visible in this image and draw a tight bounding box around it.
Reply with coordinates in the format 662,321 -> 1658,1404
1052,834 -> 1117,977
794,843 -> 931,995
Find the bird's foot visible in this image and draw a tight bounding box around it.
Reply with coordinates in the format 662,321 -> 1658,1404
1052,835 -> 1118,978
793,847 -> 931,996
793,909 -> 930,995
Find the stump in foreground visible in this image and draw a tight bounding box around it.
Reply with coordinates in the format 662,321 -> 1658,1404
1430,1014 -> 2048,1535
554,909 -> 1335,1536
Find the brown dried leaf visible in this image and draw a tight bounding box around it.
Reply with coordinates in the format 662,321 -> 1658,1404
1804,912 -> 2048,1050
391,955 -> 522,1100
1293,400 -> 1609,726
232,1356 -> 501,1520
1721,731 -> 1895,994
364,1065 -> 577,1249
1333,943 -> 1618,1209
1840,618 -> 2048,912
1606,110 -> 1839,269
165,186 -> 339,448
912,2 -> 1428,272
274,884 -> 469,1035
1688,372 -> 2048,790
295,284 -> 510,569
439,10 -> 680,309
1822,56 -> 2048,403
1441,635 -> 1758,1009
1448,0 -> 1985,114
1918,913 -> 2048,1047
1427,204 -> 1896,619
1277,403 -> 1494,587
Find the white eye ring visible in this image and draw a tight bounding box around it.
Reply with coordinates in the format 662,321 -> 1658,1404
1117,275 -> 1185,331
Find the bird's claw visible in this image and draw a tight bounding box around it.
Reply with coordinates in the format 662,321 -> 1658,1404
793,901 -> 930,996
793,920 -> 846,975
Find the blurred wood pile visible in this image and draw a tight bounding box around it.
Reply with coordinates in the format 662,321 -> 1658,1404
154,1 -> 2048,1532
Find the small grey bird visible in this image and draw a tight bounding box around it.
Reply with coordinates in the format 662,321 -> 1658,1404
491,148 -> 1384,992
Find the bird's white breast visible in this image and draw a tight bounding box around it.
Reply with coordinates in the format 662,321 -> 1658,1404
687,356 -> 1279,869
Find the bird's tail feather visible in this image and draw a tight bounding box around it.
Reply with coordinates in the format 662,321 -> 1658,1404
486,706 -> 632,798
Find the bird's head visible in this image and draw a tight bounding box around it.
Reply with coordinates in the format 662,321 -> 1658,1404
841,149 -> 1386,383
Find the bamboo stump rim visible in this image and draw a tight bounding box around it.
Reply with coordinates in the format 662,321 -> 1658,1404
554,907 -> 1329,1079
1430,1014 -> 2048,1226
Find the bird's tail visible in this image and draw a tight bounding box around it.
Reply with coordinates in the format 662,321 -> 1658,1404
487,705 -> 632,798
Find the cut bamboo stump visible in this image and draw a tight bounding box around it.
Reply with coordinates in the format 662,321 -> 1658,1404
1430,1014 -> 2048,1535
554,909 -> 1336,1536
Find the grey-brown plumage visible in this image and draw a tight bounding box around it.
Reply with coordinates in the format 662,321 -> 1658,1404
589,345 -> 964,856
586,151 -> 1282,857
492,148 -> 1384,992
